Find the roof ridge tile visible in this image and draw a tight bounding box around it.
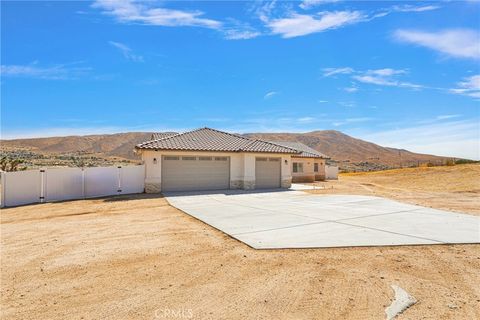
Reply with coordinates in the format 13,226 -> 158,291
136,127 -> 300,154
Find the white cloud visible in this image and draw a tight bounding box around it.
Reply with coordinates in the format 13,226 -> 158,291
323,67 -> 478,98
338,101 -> 356,108
416,114 -> 462,125
333,117 -> 373,126
297,116 -> 316,123
318,100 -> 328,103
368,68 -> 406,76
394,29 -> 480,59
109,41 -> 144,62
299,0 -> 342,10
344,87 -> 358,93
371,4 -> 440,20
322,67 -> 354,77
436,114 -> 461,120
92,0 -> 221,29
352,68 -> 422,89
224,28 -> 261,40
323,67 -> 419,89
279,4 -> 439,38
356,119 -> 480,160
268,11 -> 365,38
353,75 -> 392,86
391,4 -> 440,12
0,63 -> 91,80
251,0 -> 278,23
264,91 -> 279,99
449,75 -> 480,98
222,18 -> 262,40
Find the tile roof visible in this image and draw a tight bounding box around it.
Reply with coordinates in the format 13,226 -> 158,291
269,141 -> 329,159
151,132 -> 178,140
136,127 -> 300,154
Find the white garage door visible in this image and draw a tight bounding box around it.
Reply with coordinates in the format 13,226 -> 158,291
255,157 -> 281,189
162,156 -> 230,192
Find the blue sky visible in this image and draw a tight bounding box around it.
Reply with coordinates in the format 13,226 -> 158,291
1,0 -> 479,159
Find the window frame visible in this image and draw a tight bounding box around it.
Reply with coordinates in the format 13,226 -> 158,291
293,162 -> 303,173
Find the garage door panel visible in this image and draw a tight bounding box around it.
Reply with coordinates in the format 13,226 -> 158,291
255,157 -> 281,189
162,156 -> 230,191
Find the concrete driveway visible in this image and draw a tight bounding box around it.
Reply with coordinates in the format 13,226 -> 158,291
165,190 -> 480,249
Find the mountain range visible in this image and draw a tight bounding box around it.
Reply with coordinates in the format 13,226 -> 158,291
1,129 -> 451,171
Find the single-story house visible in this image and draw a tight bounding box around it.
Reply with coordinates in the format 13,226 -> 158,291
268,141 -> 329,182
135,127 -> 329,193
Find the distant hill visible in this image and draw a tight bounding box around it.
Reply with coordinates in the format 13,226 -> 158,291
1,132 -> 152,160
1,130 -> 451,171
244,130 -> 448,167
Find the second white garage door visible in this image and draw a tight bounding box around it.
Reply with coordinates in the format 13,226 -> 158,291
162,156 -> 230,192
255,157 -> 281,189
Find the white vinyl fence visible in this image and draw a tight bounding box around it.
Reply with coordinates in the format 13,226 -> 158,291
325,165 -> 339,180
0,165 -> 145,207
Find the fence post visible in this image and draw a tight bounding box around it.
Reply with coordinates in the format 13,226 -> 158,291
39,169 -> 46,203
0,172 -> 5,208
117,166 -> 122,194
82,168 -> 86,199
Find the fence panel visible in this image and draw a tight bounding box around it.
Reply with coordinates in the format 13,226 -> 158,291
2,170 -> 42,207
120,165 -> 145,194
45,167 -> 84,202
84,166 -> 119,198
1,165 -> 146,207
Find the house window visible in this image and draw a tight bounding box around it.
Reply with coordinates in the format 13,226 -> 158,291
293,162 -> 303,173
314,163 -> 319,172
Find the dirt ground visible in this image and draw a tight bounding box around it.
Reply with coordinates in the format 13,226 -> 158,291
1,165 -> 479,319
309,164 -> 480,216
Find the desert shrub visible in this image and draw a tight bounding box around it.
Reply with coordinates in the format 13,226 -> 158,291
445,159 -> 455,166
0,156 -> 27,171
455,159 -> 480,165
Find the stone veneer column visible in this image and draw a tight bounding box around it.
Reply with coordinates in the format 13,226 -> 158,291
145,178 -> 161,193
281,177 -> 292,188
230,180 -> 244,189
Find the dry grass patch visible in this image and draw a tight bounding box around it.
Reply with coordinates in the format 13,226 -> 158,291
308,164 -> 480,215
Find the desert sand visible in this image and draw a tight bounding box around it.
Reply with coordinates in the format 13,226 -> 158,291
1,165 -> 479,319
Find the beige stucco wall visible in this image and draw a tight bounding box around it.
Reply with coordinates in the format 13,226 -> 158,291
138,150 -> 292,192
291,158 -> 326,182
314,159 -> 326,181
325,165 -> 338,180
291,158 -> 315,183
